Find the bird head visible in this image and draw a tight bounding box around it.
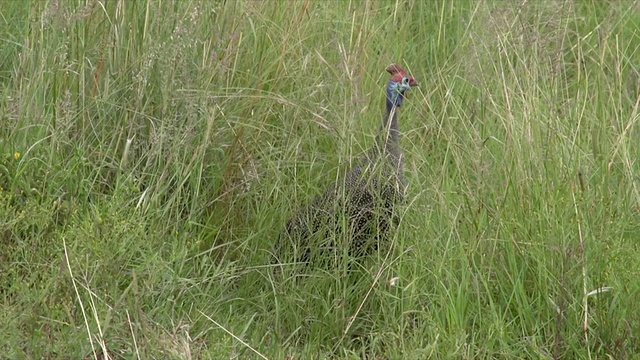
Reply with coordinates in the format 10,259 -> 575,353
385,64 -> 418,108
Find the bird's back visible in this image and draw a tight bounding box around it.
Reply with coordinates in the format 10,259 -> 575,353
282,147 -> 405,263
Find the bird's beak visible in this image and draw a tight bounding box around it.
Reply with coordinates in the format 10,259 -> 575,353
409,77 -> 418,87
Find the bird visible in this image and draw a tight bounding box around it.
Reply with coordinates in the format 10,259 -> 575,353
280,64 -> 418,266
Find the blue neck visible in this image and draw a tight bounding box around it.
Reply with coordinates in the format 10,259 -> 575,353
371,80 -> 406,173
380,82 -> 401,154
386,81 -> 404,109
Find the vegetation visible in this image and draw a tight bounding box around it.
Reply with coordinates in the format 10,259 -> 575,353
1,0 -> 639,358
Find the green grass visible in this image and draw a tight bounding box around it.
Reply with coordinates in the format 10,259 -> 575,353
1,0 -> 639,358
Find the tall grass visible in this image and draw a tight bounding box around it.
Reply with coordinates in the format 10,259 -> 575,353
1,0 -> 639,358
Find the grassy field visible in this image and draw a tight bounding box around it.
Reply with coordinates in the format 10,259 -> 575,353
1,0 -> 639,358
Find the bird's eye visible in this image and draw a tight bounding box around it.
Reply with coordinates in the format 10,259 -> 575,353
402,77 -> 409,85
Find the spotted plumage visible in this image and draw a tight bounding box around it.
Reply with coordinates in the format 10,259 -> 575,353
280,64 -> 417,265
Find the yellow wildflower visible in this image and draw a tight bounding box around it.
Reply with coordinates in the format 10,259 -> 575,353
14,152 -> 21,160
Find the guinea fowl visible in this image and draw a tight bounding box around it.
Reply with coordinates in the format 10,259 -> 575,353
282,64 -> 418,265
